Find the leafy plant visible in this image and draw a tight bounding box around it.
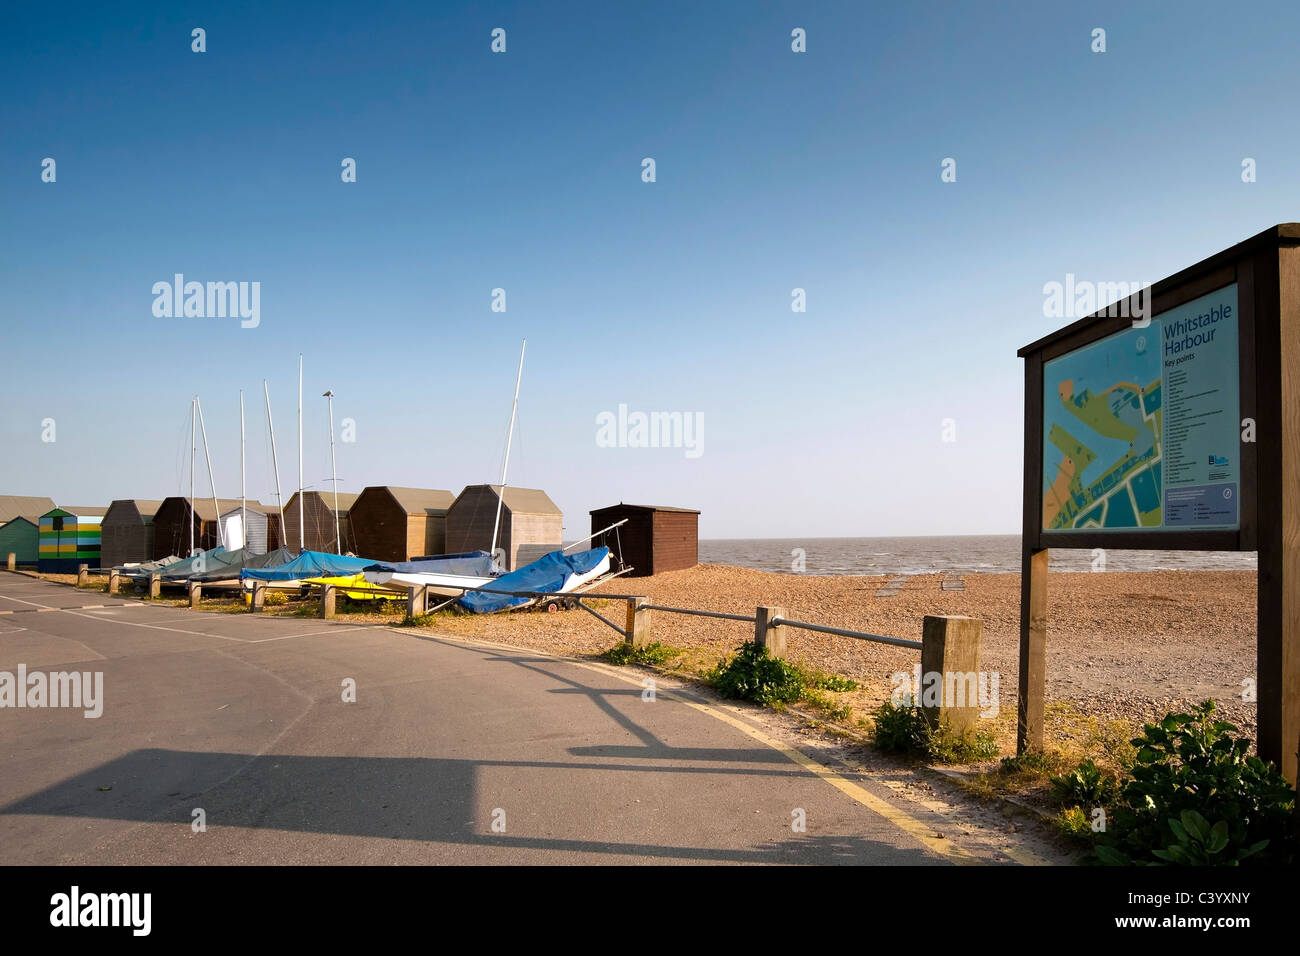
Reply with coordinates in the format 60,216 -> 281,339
1050,759 -> 1121,807
1094,700 -> 1296,866
604,641 -> 681,666
706,643 -> 806,705
871,698 -> 996,763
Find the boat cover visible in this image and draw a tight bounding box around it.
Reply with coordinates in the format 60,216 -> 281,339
241,550 -> 375,582
458,548 -> 610,614
362,551 -> 502,577
188,547 -> 297,583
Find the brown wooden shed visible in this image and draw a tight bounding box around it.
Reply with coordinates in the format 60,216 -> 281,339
444,485 -> 562,571
589,504 -> 699,577
101,499 -> 164,567
349,486 -> 455,562
283,491 -> 359,554
152,497 -> 245,559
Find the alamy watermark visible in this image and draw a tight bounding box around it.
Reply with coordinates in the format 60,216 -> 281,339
1042,274 -> 1151,326
152,274 -> 260,328
1,666 -> 103,718
596,404 -> 703,459
890,665 -> 999,718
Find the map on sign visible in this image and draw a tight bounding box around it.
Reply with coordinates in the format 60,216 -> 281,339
1043,325 -> 1163,530
1042,284 -> 1241,533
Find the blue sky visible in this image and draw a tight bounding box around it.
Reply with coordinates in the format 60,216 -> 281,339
2,1 -> 1298,539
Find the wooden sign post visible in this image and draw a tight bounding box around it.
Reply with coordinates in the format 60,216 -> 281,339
1017,224 -> 1299,784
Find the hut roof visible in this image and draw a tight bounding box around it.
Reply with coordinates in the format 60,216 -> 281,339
590,503 -> 701,514
385,487 -> 455,515
0,495 -> 56,523
460,484 -> 560,516
42,505 -> 109,518
107,499 -> 164,519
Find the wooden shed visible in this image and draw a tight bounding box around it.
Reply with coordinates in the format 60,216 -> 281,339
444,485 -> 562,571
101,499 -> 163,568
589,504 -> 700,577
283,491 -> 359,554
152,497 -> 244,559
0,517 -> 40,567
38,505 -> 108,572
218,502 -> 281,555
349,486 -> 455,562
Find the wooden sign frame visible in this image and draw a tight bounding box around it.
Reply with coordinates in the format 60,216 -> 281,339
1016,224 -> 1300,782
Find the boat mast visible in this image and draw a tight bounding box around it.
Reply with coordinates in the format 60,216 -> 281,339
297,354 -> 304,552
324,389 -> 339,552
190,397 -> 196,556
263,381 -> 285,549
195,397 -> 224,548
489,339 -> 525,567
240,390 -> 246,550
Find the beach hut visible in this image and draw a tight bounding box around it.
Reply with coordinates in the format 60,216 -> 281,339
283,491 -> 359,554
151,497 -> 244,559
38,505 -> 107,572
0,517 -> 40,567
348,486 -> 455,562
218,502 -> 281,555
100,499 -> 163,568
0,495 -> 55,524
444,484 -> 562,571
589,504 -> 700,577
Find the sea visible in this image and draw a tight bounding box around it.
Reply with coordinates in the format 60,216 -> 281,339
699,536 -> 1258,576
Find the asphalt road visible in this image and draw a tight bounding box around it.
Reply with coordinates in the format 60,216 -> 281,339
0,574 -> 1045,865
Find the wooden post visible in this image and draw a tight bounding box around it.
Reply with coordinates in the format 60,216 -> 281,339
921,614 -> 984,734
77,564 -> 89,587
1017,548 -> 1048,753
406,585 -> 427,621
625,597 -> 652,646
754,606 -> 787,658
250,582 -> 266,612
148,573 -> 161,600
1260,243 -> 1300,783
108,569 -> 120,594
6,553 -> 14,571
320,583 -> 336,619
188,581 -> 202,608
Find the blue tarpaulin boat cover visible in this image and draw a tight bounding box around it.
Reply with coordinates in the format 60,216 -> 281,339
241,550 -> 376,582
362,551 -> 502,577
458,547 -> 610,614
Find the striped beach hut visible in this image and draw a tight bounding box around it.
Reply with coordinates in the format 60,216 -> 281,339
38,506 -> 108,572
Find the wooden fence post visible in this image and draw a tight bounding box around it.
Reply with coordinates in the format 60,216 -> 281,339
406,585 -> 427,621
108,569 -> 120,594
921,614 -> 984,734
188,581 -> 202,608
77,564 -> 89,587
6,553 -> 14,571
148,573 -> 161,600
320,583 -> 336,619
754,606 -> 787,657
625,597 -> 652,646
250,582 -> 266,612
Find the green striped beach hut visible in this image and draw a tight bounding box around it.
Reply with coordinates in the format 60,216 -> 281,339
38,506 -> 108,572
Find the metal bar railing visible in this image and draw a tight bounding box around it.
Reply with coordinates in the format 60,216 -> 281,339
576,599 -> 626,637
641,604 -> 756,623
769,616 -> 922,650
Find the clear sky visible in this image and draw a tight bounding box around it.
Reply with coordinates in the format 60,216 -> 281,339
2,1 -> 1298,540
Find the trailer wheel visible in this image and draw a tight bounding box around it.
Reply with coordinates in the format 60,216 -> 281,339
545,600 -> 560,613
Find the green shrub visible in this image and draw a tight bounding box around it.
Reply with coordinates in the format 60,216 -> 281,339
263,591 -> 288,607
706,643 -> 806,705
604,641 -> 681,666
872,698 -> 926,753
1094,701 -> 1296,866
871,698 -> 997,763
1050,759 -> 1121,808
